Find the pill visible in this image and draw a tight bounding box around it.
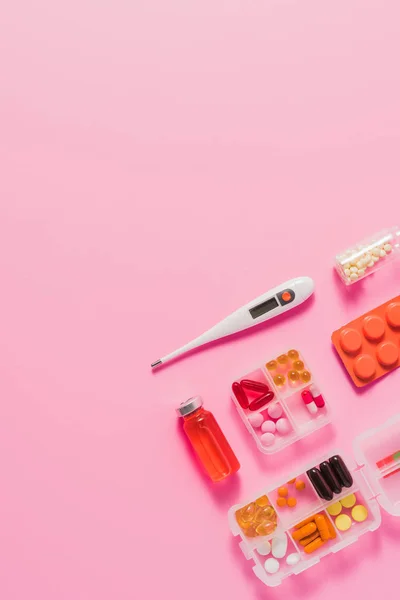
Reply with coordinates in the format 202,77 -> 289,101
288,349 -> 299,360
278,486 -> 288,497
286,553 -> 300,566
292,522 -> 317,541
339,327 -> 362,354
326,517 -> 337,540
295,480 -> 306,491
366,260 -> 374,268
340,494 -> 356,508
248,413 -> 264,428
287,497 -> 297,508
352,505 -> 368,522
386,302 -> 400,328
350,273 -> 358,280
268,403 -> 283,419
299,531 -> 320,546
353,354 -> 376,381
272,534 -> 288,559
288,370 -> 300,383
277,497 -> 287,507
304,537 -> 325,554
241,379 -> 269,392
362,315 -> 385,341
384,243 -> 392,252
301,389 -> 318,414
335,514 -> 352,531
307,468 -> 334,501
273,374 -> 286,387
357,269 -> 366,277
276,418 -> 291,435
261,420 -> 276,433
372,248 -> 381,257
379,249 -> 386,258
293,360 -> 305,371
350,266 -> 358,273
260,432 -> 275,446
329,455 -> 353,488
232,382 -> 249,409
264,557 -> 280,574
300,371 -> 311,383
309,385 -> 325,408
376,341 -> 399,367
255,495 -> 270,507
319,461 -> 342,494
356,260 -> 364,269
327,502 -> 342,516
277,354 -> 289,366
295,515 -> 321,528
372,255 -> 380,263
249,391 -> 275,411
344,268 -> 351,277
288,478 -> 297,484
266,360 -> 278,371
315,514 -> 330,541
257,541 -> 271,556
364,253 -> 372,263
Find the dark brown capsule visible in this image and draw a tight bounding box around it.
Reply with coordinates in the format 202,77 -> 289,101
241,379 -> 269,393
249,391 -> 275,411
329,455 -> 353,488
232,382 -> 249,409
307,468 -> 334,501
319,461 -> 342,494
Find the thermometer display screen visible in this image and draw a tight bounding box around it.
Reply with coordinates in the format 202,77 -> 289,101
249,296 -> 279,319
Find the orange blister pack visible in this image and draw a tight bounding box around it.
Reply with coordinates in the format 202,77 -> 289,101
332,296 -> 400,387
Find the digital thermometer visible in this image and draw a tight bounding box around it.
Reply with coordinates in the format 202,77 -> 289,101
151,276 -> 315,369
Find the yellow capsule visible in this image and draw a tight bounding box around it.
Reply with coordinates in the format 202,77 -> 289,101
243,525 -> 258,537
273,374 -> 286,387
266,360 -> 278,371
277,354 -> 289,365
236,502 -> 256,524
288,370 -> 300,383
288,349 -> 299,360
256,521 -> 277,536
293,360 -> 305,371
255,495 -> 270,507
254,505 -> 277,524
300,370 -> 311,383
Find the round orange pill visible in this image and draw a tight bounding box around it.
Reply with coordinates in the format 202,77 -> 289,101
278,486 -> 288,497
295,480 -> 306,491
362,315 -> 385,341
353,354 -> 376,381
339,328 -> 362,354
287,478 -> 297,484
376,341 -> 399,367
277,497 -> 287,507
287,497 -> 297,508
386,302 -> 400,328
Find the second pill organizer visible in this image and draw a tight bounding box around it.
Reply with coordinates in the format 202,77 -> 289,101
228,412 -> 400,587
231,349 -> 331,453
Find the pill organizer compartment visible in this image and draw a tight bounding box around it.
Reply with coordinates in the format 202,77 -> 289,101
231,350 -> 331,454
334,226 -> 400,286
229,413 -> 400,587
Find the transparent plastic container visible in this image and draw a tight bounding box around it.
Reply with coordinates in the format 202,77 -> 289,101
228,413 -> 400,587
231,349 -> 331,454
335,227 -> 400,285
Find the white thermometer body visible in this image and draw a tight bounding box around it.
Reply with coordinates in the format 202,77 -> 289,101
151,276 -> 315,368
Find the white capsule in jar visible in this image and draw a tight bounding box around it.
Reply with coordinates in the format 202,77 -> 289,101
384,243 -> 392,252
372,248 -> 381,257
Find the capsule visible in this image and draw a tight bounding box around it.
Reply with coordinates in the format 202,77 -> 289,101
319,461 -> 342,494
241,379 -> 269,393
329,455 -> 353,488
232,382 -> 249,409
310,385 -> 325,408
301,390 -> 318,415
307,468 -> 334,501
249,391 -> 274,411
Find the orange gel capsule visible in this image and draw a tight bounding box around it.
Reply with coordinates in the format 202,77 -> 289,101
299,531 -> 320,546
304,537 -> 325,554
292,522 -> 317,541
315,514 -> 330,541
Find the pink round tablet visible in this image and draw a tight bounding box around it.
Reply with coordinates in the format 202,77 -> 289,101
261,420 -> 276,434
260,432 -> 276,446
276,418 -> 291,435
268,403 -> 283,420
248,413 -> 264,428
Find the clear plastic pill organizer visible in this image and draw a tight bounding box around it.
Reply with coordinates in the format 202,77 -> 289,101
228,413 -> 400,587
231,349 -> 331,454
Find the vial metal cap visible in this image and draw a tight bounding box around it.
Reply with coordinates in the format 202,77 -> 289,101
176,396 -> 203,417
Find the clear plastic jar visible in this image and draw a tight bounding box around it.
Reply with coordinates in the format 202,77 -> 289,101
335,227 -> 400,285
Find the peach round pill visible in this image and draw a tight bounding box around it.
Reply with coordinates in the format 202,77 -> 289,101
295,480 -> 306,491
261,420 -> 276,433
287,497 -> 297,508
300,371 -> 311,383
288,349 -> 299,360
277,497 -> 287,507
248,413 -> 264,428
276,418 -> 291,435
278,486 -> 288,497
340,494 -> 356,509
260,432 -> 275,446
335,514 -> 352,531
352,505 -> 368,522
327,502 -> 342,516
273,374 -> 286,387
266,360 -> 278,371
264,557 -> 280,574
268,404 -> 283,420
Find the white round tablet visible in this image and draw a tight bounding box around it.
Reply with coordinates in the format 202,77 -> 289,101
257,541 -> 271,556
276,418 -> 291,435
286,553 -> 301,566
268,403 -> 283,420
260,432 -> 275,446
247,413 -> 264,428
264,557 -> 280,574
261,420 -> 276,434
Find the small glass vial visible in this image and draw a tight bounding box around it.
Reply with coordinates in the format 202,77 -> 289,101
335,227 -> 400,285
177,397 -> 240,482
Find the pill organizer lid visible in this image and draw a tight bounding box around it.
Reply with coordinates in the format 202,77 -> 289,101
353,413 -> 400,516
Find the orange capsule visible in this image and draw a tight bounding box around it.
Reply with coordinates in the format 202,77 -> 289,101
299,531 -> 320,546
315,514 -> 330,541
301,371 -> 312,383
293,360 -> 305,371
292,522 -> 317,541
255,495 -> 270,507
288,349 -> 299,360
304,537 -> 325,554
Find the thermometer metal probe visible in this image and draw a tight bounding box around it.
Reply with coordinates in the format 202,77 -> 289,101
151,276 -> 315,369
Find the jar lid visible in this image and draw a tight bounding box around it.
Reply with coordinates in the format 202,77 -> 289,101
176,396 -> 203,417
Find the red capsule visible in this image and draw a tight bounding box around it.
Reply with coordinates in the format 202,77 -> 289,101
301,390 -> 318,415
310,385 -> 325,408
232,382 -> 249,409
249,391 -> 275,411
241,379 -> 269,393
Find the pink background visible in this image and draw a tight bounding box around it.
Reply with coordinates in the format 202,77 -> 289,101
1,0 -> 400,598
